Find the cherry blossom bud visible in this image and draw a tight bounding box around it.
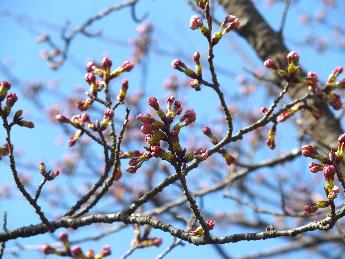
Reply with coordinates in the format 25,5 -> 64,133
287,51 -> 300,64
301,145 -> 319,159
304,202 -> 318,215
117,79 -> 128,102
0,81 -> 11,90
224,18 -> 240,33
180,109 -> 196,126
86,249 -> 95,258
323,164 -> 336,181
264,59 -> 278,70
84,73 -> 96,84
121,61 -> 134,72
104,109 -> 114,120
59,232 -> 69,243
171,59 -> 185,69
6,93 -> 18,107
102,56 -> 112,70
42,244 -> 55,254
306,72 -> 318,87
308,162 -> 323,173
193,51 -> 200,65
206,219 -> 215,230
225,15 -> 237,23
148,97 -> 160,110
86,61 -> 95,72
328,185 -> 340,200
202,126 -> 212,136
193,147 -> 208,161
189,15 -> 203,30
100,245 -> 111,256
69,130 -> 82,147
0,81 -> 11,101
189,79 -> 201,91
71,246 -> 83,257
261,107 -> 269,113
136,114 -> 156,124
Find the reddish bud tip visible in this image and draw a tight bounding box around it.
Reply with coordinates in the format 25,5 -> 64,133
287,51 -> 300,64
102,56 -> 112,69
189,15 -> 203,30
264,59 -> 278,70
148,96 -> 160,110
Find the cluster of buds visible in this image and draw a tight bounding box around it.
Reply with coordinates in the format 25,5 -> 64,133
302,133 -> 345,215
77,57 -> 134,112
211,15 -> 240,45
171,51 -> 204,91
38,162 -> 59,181
265,53 -> 345,112
202,127 -> 236,165
127,96 -> 207,173
132,223 -> 162,249
42,232 -> 111,259
0,81 -> 34,128
264,51 -> 301,83
189,12 -> 240,46
189,219 -> 215,236
307,67 -> 345,110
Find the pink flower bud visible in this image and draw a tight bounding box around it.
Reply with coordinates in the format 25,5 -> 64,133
121,61 -> 134,72
55,114 -> 69,123
264,59 -> 278,70
189,15 -> 203,30
307,72 -> 318,85
0,81 -> 11,90
193,147 -> 208,161
193,51 -> 200,65
225,15 -> 237,23
323,164 -> 336,180
6,93 -> 18,107
206,219 -> 215,230
304,202 -> 317,215
84,73 -> 96,84
171,59 -> 185,69
180,109 -> 196,126
308,162 -> 323,173
71,246 -> 83,256
42,244 -> 55,254
202,126 -> 211,136
136,114 -> 156,124
301,145 -> 318,158
261,107 -> 269,113
59,232 -> 69,243
100,245 -> 111,256
102,56 -> 112,69
104,109 -> 114,119
86,61 -> 95,72
148,96 -> 160,110
287,51 -> 300,64
151,238 -> 162,247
